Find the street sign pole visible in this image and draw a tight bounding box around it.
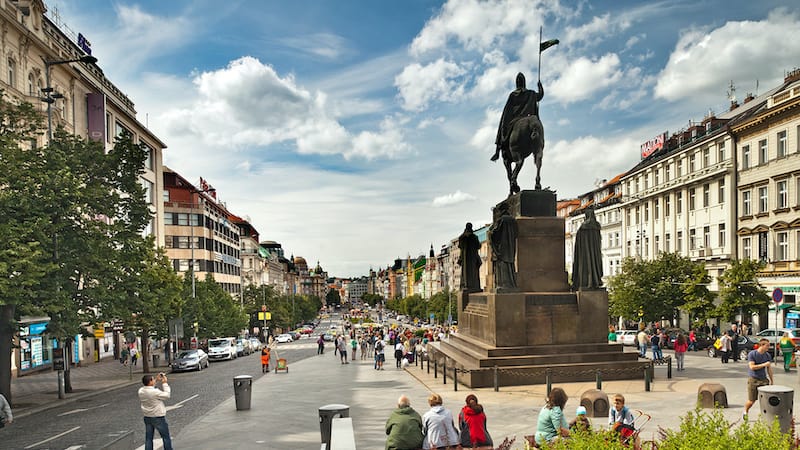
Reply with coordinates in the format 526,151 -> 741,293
773,288 -> 784,359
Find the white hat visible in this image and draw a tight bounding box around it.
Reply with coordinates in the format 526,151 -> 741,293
576,406 -> 587,416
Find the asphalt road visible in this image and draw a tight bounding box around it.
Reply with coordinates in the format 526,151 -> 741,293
5,333 -> 325,450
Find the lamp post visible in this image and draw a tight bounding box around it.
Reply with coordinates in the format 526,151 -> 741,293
41,55 -> 97,143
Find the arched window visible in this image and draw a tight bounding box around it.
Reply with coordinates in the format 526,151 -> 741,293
7,58 -> 16,87
28,72 -> 35,95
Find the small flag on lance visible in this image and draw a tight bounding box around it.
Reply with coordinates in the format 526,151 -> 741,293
538,27 -> 559,82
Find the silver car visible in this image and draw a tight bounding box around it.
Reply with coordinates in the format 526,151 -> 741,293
171,349 -> 209,372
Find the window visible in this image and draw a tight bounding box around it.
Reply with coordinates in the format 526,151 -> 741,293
644,203 -> 649,222
703,226 -> 710,249
665,233 -> 671,252
677,192 -> 683,214
655,235 -> 660,254
28,73 -> 35,95
718,179 -> 725,204
703,148 -> 710,167
778,131 -> 788,158
677,159 -> 683,177
115,121 -> 130,138
690,229 -> 697,249
689,188 -> 696,210
719,224 -> 726,248
654,169 -> 660,186
689,154 -> 696,172
777,180 -> 788,209
654,198 -> 660,219
190,213 -> 200,227
703,184 -> 710,207
758,186 -> 768,213
664,196 -> 671,216
7,58 -> 15,87
643,175 -> 648,190
677,231 -> 683,252
718,143 -> 725,162
164,212 -> 173,225
177,213 -> 189,226
163,190 -> 170,202
635,207 -> 640,224
742,190 -> 752,216
142,142 -> 155,170
759,139 -> 768,165
665,164 -> 671,181
139,178 -> 154,204
777,232 -> 789,261
743,237 -> 752,259
614,232 -> 620,247
742,145 -> 750,169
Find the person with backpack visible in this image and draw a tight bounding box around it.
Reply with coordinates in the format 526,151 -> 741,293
375,336 -> 386,370
609,394 -> 639,448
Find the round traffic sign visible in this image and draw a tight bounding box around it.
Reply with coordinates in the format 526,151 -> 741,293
773,288 -> 784,304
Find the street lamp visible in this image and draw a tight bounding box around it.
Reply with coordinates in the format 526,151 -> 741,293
41,55 -> 98,142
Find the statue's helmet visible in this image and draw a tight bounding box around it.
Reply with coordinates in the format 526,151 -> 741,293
515,72 -> 526,89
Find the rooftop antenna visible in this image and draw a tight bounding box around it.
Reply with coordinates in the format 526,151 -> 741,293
727,80 -> 737,103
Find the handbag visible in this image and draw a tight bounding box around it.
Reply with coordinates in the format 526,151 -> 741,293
713,338 -> 722,350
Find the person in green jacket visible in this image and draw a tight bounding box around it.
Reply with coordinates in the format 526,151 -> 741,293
386,395 -> 423,450
779,332 -> 798,372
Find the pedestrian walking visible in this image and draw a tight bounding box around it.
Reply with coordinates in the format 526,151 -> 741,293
674,333 -> 688,371
779,332 -> 798,372
0,393 -> 12,428
338,336 -> 349,364
260,346 -> 271,373
138,373 -> 173,450
121,346 -> 130,366
650,331 -> 663,360
130,347 -> 139,366
395,340 -> 405,369
729,324 -> 740,362
719,332 -> 731,363
743,339 -> 774,420
375,337 -> 386,370
688,329 -> 697,351
350,335 -> 358,361
317,335 -> 325,355
636,329 -> 648,358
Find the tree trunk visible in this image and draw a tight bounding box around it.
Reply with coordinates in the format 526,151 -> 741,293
141,327 -> 150,374
64,337 -> 73,393
0,304 -> 15,404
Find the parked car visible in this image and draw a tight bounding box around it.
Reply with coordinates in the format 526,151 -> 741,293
708,334 -> 760,360
236,338 -> 253,356
615,330 -> 638,346
323,333 -> 334,342
276,333 -> 294,343
208,337 -> 237,361
666,329 -> 714,350
248,338 -> 263,351
288,330 -> 302,340
171,349 -> 209,372
755,328 -> 800,354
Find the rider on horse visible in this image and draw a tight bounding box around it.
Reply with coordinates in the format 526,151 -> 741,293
492,72 -> 543,162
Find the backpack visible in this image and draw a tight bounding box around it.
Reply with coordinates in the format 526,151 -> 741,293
375,340 -> 384,351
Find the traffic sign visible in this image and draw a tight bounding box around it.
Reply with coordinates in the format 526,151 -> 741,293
773,287 -> 784,304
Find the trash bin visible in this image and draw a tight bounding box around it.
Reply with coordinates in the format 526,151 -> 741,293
758,385 -> 794,433
319,404 -> 349,447
233,375 -> 253,411
152,354 -> 160,368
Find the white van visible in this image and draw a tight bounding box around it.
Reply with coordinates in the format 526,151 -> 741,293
208,337 -> 237,361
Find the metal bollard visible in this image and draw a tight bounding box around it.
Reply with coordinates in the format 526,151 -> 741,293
546,369 -> 552,396
494,366 -> 499,392
453,368 -> 458,391
434,359 -> 438,378
427,354 -> 430,374
443,359 -> 447,385
645,366 -> 651,392
596,370 -> 602,390
667,357 -> 672,379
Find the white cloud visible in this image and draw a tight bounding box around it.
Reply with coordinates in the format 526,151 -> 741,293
394,59 -> 467,111
655,9 -> 800,103
432,190 -> 478,207
549,54 -> 623,104
279,33 -> 351,59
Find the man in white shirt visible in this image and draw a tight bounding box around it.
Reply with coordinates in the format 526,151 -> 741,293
138,373 -> 172,450
0,393 -> 12,427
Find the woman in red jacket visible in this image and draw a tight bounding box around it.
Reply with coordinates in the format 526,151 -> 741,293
674,333 -> 688,371
458,394 -> 492,448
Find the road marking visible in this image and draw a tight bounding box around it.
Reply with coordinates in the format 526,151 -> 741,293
25,426 -> 81,449
58,403 -> 110,416
135,438 -> 164,450
64,446 -> 84,450
166,393 -> 199,411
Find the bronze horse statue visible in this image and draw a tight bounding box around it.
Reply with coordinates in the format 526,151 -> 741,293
502,115 -> 544,194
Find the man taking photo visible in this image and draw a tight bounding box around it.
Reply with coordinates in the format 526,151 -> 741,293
138,373 -> 173,450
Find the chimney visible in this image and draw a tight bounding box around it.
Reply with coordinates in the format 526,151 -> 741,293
785,68 -> 800,84
743,93 -> 755,104
729,100 -> 739,111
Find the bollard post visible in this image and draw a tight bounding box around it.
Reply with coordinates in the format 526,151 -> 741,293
427,354 -> 430,374
645,365 -> 651,392
494,366 -> 499,392
434,359 -> 438,379
443,359 -> 447,385
667,356 -> 672,379
596,370 -> 602,390
546,369 -> 552,396
453,368 -> 458,392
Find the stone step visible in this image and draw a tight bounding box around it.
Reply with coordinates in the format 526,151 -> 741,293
444,333 -> 622,357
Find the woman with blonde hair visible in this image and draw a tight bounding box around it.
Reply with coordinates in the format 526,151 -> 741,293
534,387 -> 570,446
422,393 -> 459,449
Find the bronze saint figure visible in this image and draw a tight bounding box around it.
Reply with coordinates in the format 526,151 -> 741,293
571,209 -> 603,289
458,222 -> 482,292
489,205 -> 517,290
492,72 -> 545,194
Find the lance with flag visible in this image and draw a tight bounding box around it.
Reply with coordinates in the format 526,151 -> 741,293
538,26 -> 559,83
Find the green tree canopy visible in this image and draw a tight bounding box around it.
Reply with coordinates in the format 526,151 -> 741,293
716,259 -> 769,321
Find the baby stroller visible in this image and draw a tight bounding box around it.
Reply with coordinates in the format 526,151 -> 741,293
612,410 -> 651,449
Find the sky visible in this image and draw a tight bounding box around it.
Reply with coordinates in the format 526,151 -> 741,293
50,0 -> 800,277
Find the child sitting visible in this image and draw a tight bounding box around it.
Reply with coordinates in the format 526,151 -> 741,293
608,394 -> 640,449
569,406 -> 591,433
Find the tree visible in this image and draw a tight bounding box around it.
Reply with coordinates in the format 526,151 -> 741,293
326,289 -> 341,307
608,253 -> 711,326
716,259 -> 769,321
361,293 -> 383,307
183,274 -> 247,338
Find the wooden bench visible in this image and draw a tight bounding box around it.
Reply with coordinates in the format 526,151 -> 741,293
697,382 -> 727,408
580,389 -> 609,417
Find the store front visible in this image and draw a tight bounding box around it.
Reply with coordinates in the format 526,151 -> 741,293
18,317 -> 56,376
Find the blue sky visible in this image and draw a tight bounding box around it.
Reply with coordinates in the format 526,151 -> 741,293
52,0 -> 800,277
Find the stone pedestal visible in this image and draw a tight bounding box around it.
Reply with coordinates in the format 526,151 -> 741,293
439,189 -> 646,388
